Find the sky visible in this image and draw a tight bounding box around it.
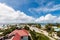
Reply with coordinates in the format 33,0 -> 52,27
0,0 -> 60,23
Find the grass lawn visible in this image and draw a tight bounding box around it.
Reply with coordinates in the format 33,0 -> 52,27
29,30 -> 50,40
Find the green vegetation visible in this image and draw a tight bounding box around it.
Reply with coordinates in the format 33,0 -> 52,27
1,23 -> 60,40
36,24 -> 41,29
24,26 -> 50,40
3,29 -> 12,36
24,25 -> 30,30
30,30 -> 50,40
3,26 -> 17,36
56,23 -> 60,28
57,31 -> 60,37
0,30 -> 4,32
45,24 -> 52,32
45,24 -> 54,32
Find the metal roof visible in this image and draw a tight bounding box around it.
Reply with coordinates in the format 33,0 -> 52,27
9,29 -> 29,36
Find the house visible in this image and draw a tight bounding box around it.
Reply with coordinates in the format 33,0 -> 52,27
52,26 -> 60,32
8,29 -> 31,40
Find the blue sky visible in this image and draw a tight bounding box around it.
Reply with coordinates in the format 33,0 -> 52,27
0,0 -> 60,18
0,0 -> 60,23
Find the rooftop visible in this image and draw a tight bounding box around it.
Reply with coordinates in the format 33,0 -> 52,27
9,29 -> 29,36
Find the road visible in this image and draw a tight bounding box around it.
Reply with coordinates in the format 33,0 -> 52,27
27,25 -> 55,40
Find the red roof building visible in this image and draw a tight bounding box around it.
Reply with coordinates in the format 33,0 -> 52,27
9,29 -> 31,40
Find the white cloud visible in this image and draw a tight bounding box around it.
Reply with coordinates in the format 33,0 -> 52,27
35,14 -> 60,23
28,1 -> 60,23
0,3 -> 35,24
29,2 -> 60,13
0,3 -> 60,24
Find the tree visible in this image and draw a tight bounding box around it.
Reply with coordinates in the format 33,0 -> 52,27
29,30 -> 50,40
24,26 -> 30,30
3,25 -> 17,36
3,29 -> 12,36
45,24 -> 52,32
57,31 -> 60,37
29,30 -> 37,40
36,24 -> 41,29
56,23 -> 60,28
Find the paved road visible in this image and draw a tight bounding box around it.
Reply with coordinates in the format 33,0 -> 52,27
27,25 -> 55,40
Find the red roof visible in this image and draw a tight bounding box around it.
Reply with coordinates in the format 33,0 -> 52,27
9,29 -> 29,36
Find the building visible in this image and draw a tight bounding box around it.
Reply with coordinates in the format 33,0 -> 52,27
8,29 -> 31,40
52,26 -> 60,32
